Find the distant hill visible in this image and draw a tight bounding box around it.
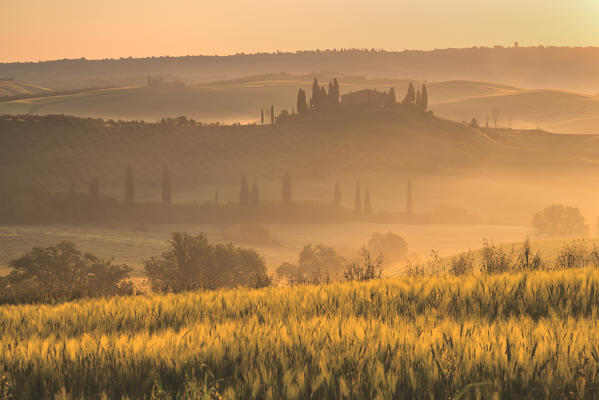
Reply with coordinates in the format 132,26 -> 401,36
1,108 -> 598,224
2,47 -> 599,92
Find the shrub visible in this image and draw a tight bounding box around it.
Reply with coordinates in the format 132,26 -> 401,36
448,251 -> 474,276
532,205 -> 589,237
223,223 -> 281,246
556,240 -> 593,269
367,231 -> 408,263
0,242 -> 132,304
514,238 -> 543,271
144,232 -> 270,292
480,239 -> 514,274
343,248 -> 383,281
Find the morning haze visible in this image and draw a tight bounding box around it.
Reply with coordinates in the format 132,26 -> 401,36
1,1 -> 599,399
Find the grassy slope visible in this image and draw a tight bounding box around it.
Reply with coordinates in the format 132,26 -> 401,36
2,268 -> 599,398
1,108 -> 598,223
0,80 -> 53,97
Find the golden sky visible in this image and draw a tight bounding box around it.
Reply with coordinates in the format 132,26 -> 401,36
2,0 -> 599,62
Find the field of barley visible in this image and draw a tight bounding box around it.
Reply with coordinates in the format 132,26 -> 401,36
2,267 -> 599,399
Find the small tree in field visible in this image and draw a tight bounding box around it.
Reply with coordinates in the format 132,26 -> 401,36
532,204 -> 589,237
282,173 -> 292,205
334,182 -> 341,206
239,173 -> 250,206
89,176 -> 99,198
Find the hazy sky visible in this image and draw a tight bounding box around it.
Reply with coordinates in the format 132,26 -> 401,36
3,0 -> 599,62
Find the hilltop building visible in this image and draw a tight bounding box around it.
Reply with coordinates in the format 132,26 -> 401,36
341,89 -> 388,108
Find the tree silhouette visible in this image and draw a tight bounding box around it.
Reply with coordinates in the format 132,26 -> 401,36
421,84 -> 428,110
332,78 -> 340,104
364,188 -> 372,216
250,180 -> 260,206
416,90 -> 421,106
387,87 -> 396,106
125,165 -> 135,204
406,179 -> 413,216
161,166 -> 172,205
354,181 -> 362,214
261,109 -> 264,124
403,83 -> 416,104
296,89 -> 308,114
312,78 -> 320,108
240,173 -> 250,206
334,182 -> 341,206
282,172 -> 292,205
89,176 -> 99,198
270,105 -> 274,124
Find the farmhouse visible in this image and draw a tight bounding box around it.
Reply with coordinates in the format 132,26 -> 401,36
341,89 -> 388,108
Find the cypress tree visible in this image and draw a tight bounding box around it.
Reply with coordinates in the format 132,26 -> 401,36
161,165 -> 172,205
364,188 -> 372,216
388,87 -> 396,105
416,90 -> 421,106
406,179 -> 413,216
125,165 -> 135,204
354,181 -> 362,214
320,86 -> 327,104
332,78 -> 340,104
421,84 -> 428,110
261,109 -> 264,124
282,172 -> 292,205
250,180 -> 259,206
297,89 -> 308,114
312,78 -> 320,108
334,182 -> 341,206
89,176 -> 99,198
270,105 -> 274,124
240,173 -> 250,206
403,83 -> 416,104
328,81 -> 334,104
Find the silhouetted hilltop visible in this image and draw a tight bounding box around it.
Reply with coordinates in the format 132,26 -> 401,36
2,47 -> 599,91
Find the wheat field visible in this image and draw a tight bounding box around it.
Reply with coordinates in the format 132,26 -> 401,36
1,267 -> 599,399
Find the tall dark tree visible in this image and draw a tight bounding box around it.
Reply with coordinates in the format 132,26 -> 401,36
421,84 -> 428,110
406,179 -> 413,216
250,180 -> 260,206
297,89 -> 308,114
334,182 -> 341,206
125,165 -> 135,204
354,182 -> 362,214
332,78 -> 340,105
240,173 -> 250,206
161,166 -> 172,205
328,81 -> 334,104
261,109 -> 264,124
282,172 -> 292,205
312,78 -> 320,108
416,90 -> 421,106
403,83 -> 416,104
320,86 -> 327,104
387,87 -> 396,106
364,188 -> 372,216
89,176 -> 99,198
270,105 -> 274,124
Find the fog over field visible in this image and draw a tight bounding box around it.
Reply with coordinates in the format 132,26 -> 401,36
3,1 -> 599,397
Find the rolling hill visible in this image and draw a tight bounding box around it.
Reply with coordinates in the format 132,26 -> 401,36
2,75 -> 598,134
0,79 -> 53,98
1,107 -> 598,224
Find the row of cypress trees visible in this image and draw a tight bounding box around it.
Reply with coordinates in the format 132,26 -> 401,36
89,167 -> 413,215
